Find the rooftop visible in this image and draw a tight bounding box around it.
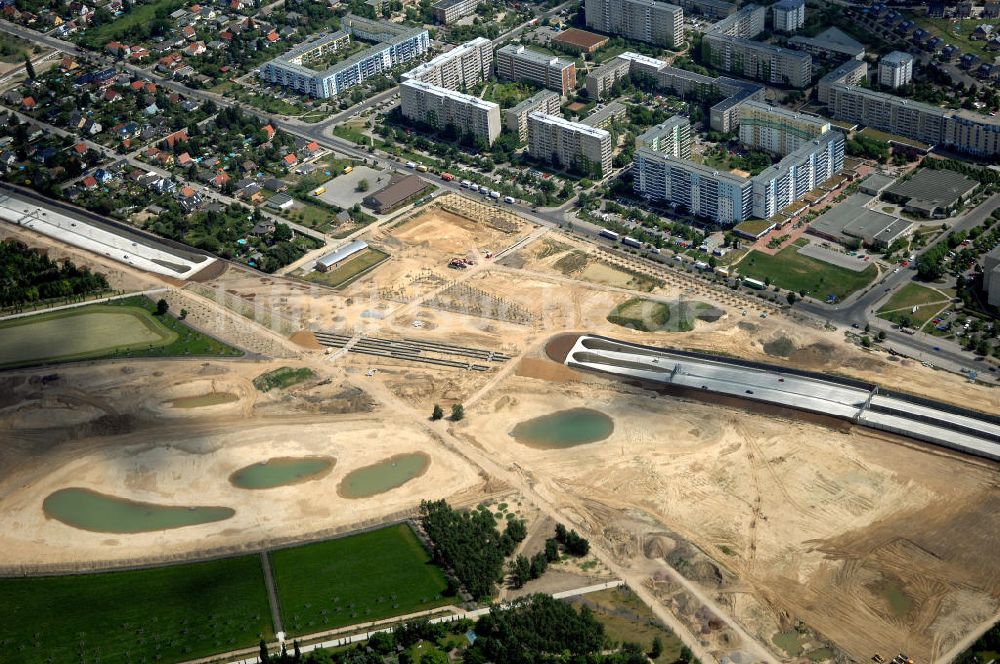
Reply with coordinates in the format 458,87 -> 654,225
401,78 -> 500,111
881,50 -> 914,65
528,111 -> 611,140
789,27 -> 864,57
316,239 -> 368,268
402,37 -> 491,81
885,168 -> 979,210
551,28 -> 609,50
498,44 -> 574,69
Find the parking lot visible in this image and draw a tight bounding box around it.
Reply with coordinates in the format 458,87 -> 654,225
315,166 -> 387,209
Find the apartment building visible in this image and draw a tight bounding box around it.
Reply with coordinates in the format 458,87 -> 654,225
431,0 -> 478,24
817,59 -> 867,103
634,130 -> 844,222
709,3 -> 766,38
581,101 -> 628,129
788,27 -> 864,62
260,17 -> 429,98
504,90 -> 561,142
738,101 -> 829,155
584,56 -> 632,99
584,0 -> 685,48
636,115 -> 691,158
495,44 -> 576,96
672,0 -> 734,19
527,111 -> 613,177
772,0 -> 804,32
400,79 -> 501,145
702,32 -> 812,87
879,51 -> 914,89
827,83 -> 1000,156
401,37 -> 493,90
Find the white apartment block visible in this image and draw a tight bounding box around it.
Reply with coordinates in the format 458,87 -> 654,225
585,0 -> 684,48
772,0 -> 804,32
496,45 -> 576,96
504,90 -> 561,142
879,51 -> 914,89
527,111 -> 613,177
400,79 -> 501,145
702,33 -> 812,87
431,0 -> 478,24
401,37 -> 493,90
636,115 -> 691,158
738,101 -> 829,156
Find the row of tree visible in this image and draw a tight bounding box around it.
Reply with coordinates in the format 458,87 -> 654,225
0,239 -> 109,308
419,500 -> 526,600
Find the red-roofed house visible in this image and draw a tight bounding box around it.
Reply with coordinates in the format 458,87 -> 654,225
230,0 -> 246,10
130,80 -> 145,91
129,46 -> 149,60
177,152 -> 192,166
265,30 -> 278,43
282,153 -> 298,167
103,89 -> 120,102
21,96 -> 35,110
185,41 -> 207,56
302,140 -> 320,157
212,170 -> 230,187
144,82 -> 157,94
181,25 -> 196,39
106,41 -> 129,56
82,175 -> 98,189
59,56 -> 79,72
162,129 -> 189,149
73,142 -> 88,155
262,124 -> 275,141
219,30 -> 233,41
180,186 -> 196,198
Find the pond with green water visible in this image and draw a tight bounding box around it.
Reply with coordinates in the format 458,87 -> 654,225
230,457 -> 334,490
337,453 -> 430,498
510,408 -> 615,449
167,392 -> 239,408
43,488 -> 234,533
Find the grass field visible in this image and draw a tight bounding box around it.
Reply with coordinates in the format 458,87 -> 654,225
0,296 -> 241,368
303,248 -> 390,289
566,588 -> 683,662
607,298 -> 684,332
270,524 -> 453,636
253,366 -> 315,392
0,556 -> 272,664
912,15 -> 998,61
877,282 -> 950,327
79,0 -> 186,48
738,244 -> 877,301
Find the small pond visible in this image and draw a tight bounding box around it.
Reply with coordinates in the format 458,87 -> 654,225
230,456 -> 335,490
337,452 -> 430,498
43,488 -> 234,533
510,408 -> 615,449
167,392 -> 239,409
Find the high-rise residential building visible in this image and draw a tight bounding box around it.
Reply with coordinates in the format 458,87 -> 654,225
581,101 -> 628,129
738,101 -> 830,155
983,245 -> 1000,307
709,3 -> 766,38
636,116 -> 691,158
527,111 -> 613,177
495,45 -> 576,96
584,56 -> 632,99
772,0 -> 805,32
504,90 -> 561,141
260,16 -> 429,98
634,131 -> 844,223
401,37 -> 493,90
817,59 -> 867,103
827,84 -> 1000,157
702,33 -> 812,87
672,0 -> 734,19
400,79 -> 501,145
879,51 -> 914,89
585,0 -> 685,48
431,0 -> 479,24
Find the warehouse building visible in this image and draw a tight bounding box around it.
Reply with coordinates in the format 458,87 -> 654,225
496,45 -> 576,96
363,174 -> 432,213
316,240 -> 369,272
808,194 -> 913,248
584,0 -> 685,48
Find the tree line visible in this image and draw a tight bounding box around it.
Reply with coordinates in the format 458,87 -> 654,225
420,500 -> 527,601
0,239 -> 109,308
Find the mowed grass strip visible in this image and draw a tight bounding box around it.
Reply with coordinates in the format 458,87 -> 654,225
79,0 -> 185,48
303,248 -> 390,289
878,282 -> 949,314
739,245 -> 876,301
270,524 -> 453,636
0,296 -> 241,368
0,556 -> 273,664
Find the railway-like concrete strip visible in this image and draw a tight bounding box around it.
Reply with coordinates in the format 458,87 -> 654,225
564,334 -> 1000,462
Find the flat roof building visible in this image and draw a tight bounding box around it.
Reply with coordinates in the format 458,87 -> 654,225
584,0 -> 685,48
883,168 -> 979,216
808,194 -> 913,248
581,101 -> 628,129
673,0 -> 735,19
738,101 -> 829,156
316,239 -> 368,271
817,59 -> 867,103
363,174 -> 431,213
772,0 -> 805,32
496,44 -> 576,96
401,37 -> 493,90
789,27 -> 865,61
551,28 -> 609,54
504,90 -> 561,142
400,78 -> 502,145
636,116 -> 691,158
260,16 -> 428,99
879,51 -> 914,89
432,0 -> 478,24
527,111 -> 613,177
703,31 -> 812,87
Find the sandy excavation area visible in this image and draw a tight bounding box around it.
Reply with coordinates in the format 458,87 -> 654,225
0,359 -> 482,569
457,364 -> 1000,663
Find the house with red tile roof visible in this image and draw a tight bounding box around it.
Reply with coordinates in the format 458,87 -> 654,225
82,175 -> 97,189
105,41 -> 129,56
103,89 -> 120,102
130,80 -> 145,91
262,124 -> 275,141
184,41 -> 206,56
73,142 -> 88,155
265,30 -> 278,43
181,25 -> 196,39
162,129 -> 189,149
180,185 -> 196,198
212,170 -> 230,187
177,152 -> 193,166
21,96 -> 35,110
282,153 -> 298,167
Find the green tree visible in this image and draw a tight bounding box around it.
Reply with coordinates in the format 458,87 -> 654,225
356,178 -> 369,192
451,403 -> 464,421
23,54 -> 35,80
650,636 -> 663,659
179,308 -> 188,319
155,298 -> 169,316
786,291 -> 797,305
431,404 -> 444,420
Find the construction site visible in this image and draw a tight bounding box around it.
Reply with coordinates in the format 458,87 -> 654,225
1,192 -> 998,664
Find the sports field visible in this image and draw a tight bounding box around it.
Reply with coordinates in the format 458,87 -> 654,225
738,242 -> 877,301
0,297 -> 241,368
270,524 -> 453,636
0,556 -> 272,664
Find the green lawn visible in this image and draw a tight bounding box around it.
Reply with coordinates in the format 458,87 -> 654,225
303,248 -> 390,289
566,588 -> 683,663
280,199 -> 336,231
0,296 -> 241,368
79,0 -> 186,48
912,15 -> 999,61
270,524 -> 453,636
0,556 -> 273,664
877,283 -> 950,327
738,245 -> 877,301
333,123 -> 372,146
